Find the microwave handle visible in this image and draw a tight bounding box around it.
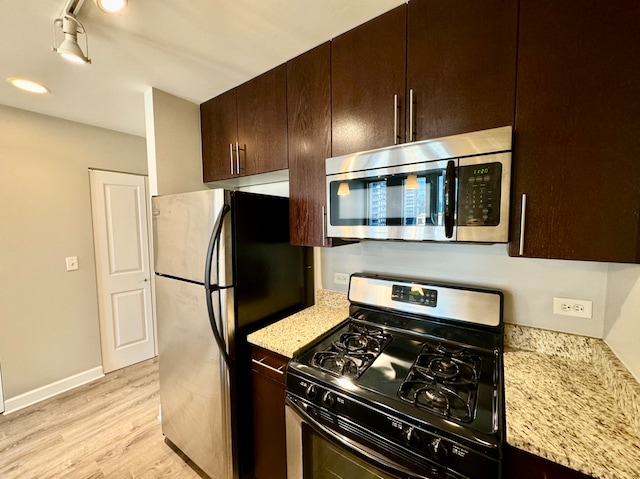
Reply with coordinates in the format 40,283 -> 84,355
444,160 -> 456,238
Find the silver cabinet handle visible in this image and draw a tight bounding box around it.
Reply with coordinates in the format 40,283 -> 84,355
519,194 -> 527,255
229,143 -> 234,175
321,206 -> 327,246
251,357 -> 284,375
235,142 -> 240,175
408,88 -> 415,142
393,94 -> 399,145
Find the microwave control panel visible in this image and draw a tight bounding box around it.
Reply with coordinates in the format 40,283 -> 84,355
458,162 -> 502,226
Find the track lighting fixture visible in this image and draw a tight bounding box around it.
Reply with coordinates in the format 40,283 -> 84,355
52,14 -> 91,64
95,0 -> 127,14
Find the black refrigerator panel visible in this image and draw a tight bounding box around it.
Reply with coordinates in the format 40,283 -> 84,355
231,191 -> 314,332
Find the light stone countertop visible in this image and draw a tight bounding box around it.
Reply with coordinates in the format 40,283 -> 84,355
248,291 -> 640,479
504,326 -> 640,479
247,290 -> 349,358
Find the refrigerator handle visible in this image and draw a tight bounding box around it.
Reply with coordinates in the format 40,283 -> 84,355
204,203 -> 232,367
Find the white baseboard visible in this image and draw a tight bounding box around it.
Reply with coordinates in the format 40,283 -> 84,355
3,366 -> 104,415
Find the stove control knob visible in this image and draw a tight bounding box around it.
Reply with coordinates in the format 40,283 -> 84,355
322,391 -> 335,408
429,438 -> 448,460
305,384 -> 318,400
403,426 -> 421,447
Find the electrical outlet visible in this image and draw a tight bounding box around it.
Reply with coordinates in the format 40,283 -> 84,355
553,297 -> 592,319
333,272 -> 349,285
65,256 -> 78,271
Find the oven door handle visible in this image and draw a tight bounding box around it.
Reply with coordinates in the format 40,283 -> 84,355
286,400 -> 440,479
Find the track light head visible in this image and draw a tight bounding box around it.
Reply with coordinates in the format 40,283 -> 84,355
95,0 -> 127,14
52,14 -> 91,64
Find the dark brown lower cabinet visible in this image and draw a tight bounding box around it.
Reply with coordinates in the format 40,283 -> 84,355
504,445 -> 593,479
251,345 -> 288,479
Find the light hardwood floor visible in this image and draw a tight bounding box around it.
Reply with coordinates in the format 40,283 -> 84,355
0,358 -> 206,478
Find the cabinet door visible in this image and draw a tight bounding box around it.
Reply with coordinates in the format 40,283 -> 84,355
237,64 -> 288,176
201,88 -> 238,182
407,0 -> 517,141
510,0 -> 640,262
331,5 -> 407,157
251,346 -> 288,479
287,42 -> 332,247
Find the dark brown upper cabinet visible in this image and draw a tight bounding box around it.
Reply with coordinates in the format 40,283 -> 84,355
287,42 -> 333,247
201,88 -> 238,182
331,5 -> 407,157
201,64 -> 288,183
510,0 -> 640,262
406,0 -> 518,141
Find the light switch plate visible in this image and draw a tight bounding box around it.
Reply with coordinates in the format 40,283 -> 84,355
65,256 -> 78,271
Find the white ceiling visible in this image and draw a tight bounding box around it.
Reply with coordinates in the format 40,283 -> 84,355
1,0 -> 405,137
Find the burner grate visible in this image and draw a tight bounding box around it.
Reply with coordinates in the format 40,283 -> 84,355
310,322 -> 392,378
398,341 -> 481,423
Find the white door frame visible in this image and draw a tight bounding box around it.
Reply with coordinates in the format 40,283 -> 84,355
89,169 -> 157,373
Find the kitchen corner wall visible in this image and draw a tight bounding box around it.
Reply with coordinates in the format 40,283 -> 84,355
604,264 -> 640,382
0,104 -> 147,401
144,88 -> 205,196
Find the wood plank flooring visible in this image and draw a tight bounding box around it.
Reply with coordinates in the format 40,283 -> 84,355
0,358 -> 206,478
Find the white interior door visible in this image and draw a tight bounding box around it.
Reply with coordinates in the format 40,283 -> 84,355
90,170 -> 156,373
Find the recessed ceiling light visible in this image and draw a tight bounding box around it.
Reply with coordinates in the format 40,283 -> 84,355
7,78 -> 49,94
95,0 -> 127,14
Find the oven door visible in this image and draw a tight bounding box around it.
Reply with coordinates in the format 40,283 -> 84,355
285,401 -> 452,479
325,159 -> 456,242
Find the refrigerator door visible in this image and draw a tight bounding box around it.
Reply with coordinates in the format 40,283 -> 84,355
156,274 -> 233,479
153,189 -> 230,286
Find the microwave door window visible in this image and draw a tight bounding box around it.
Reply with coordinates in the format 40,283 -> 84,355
402,171 -> 445,226
368,180 -> 387,226
330,180 -> 367,226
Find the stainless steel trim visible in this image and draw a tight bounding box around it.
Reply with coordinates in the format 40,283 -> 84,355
235,142 -> 240,175
321,206 -> 326,246
409,88 -> 414,142
326,126 -> 512,176
348,274 -> 502,327
393,94 -> 399,145
229,143 -> 234,175
456,151 -> 512,243
519,193 -> 527,256
285,405 -> 303,479
251,358 -> 284,375
285,402 -> 434,479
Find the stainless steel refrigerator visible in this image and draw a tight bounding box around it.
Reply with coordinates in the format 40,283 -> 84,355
152,189 -> 313,479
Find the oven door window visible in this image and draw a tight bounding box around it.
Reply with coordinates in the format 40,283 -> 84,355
328,169 -> 445,228
302,424 -> 401,479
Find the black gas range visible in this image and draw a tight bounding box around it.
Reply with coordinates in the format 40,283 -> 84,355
285,273 -> 505,479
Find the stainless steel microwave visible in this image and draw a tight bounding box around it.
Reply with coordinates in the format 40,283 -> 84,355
325,126 -> 512,243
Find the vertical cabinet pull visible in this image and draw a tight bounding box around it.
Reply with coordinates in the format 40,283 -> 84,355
229,143 -> 234,175
393,94 -> 399,145
519,194 -> 527,256
235,142 -> 241,175
408,89 -> 415,142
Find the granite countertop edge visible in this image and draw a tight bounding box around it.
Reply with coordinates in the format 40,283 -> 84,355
247,291 -> 640,479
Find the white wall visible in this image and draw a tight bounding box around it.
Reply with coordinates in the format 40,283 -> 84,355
144,88 -> 204,196
604,264 -> 640,381
320,241 -> 608,338
0,104 -> 147,399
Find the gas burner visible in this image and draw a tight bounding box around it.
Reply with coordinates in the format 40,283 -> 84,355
309,321 -> 392,378
398,341 -> 481,422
